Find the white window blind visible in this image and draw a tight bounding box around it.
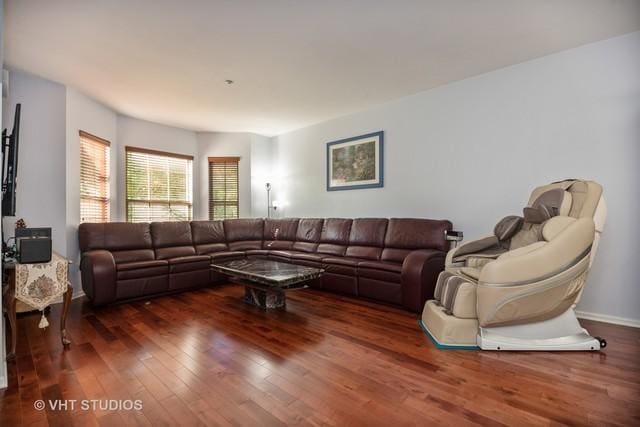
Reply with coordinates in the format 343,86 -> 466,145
126,146 -> 193,222
208,157 -> 240,220
80,131 -> 110,223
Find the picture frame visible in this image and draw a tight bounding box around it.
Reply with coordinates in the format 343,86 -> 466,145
326,131 -> 384,191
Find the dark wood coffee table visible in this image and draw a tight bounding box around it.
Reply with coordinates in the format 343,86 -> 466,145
210,258 -> 323,309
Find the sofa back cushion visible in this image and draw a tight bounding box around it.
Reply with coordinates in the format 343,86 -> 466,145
191,221 -> 228,255
381,218 -> 453,262
345,218 -> 388,260
151,222 -> 195,259
292,218 -> 324,253
317,218 -> 352,256
224,219 -> 264,251
79,222 -> 155,263
263,218 -> 299,250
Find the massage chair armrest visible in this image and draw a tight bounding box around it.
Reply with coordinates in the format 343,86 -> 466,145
479,218 -> 595,286
401,249 -> 446,312
80,250 -> 117,305
445,235 -> 497,268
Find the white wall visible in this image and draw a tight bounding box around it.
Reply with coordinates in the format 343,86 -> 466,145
65,88 -> 117,292
250,134 -> 275,218
272,32 -> 640,323
2,70 -> 67,255
116,115 -> 199,221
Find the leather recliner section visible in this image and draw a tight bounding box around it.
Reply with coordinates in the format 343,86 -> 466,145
79,216 -> 453,312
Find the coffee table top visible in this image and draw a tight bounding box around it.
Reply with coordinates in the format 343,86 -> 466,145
210,258 -> 323,288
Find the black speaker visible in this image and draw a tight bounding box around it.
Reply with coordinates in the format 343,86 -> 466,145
15,227 -> 52,264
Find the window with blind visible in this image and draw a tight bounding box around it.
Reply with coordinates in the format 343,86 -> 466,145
126,147 -> 193,222
80,131 -> 110,223
209,157 -> 240,220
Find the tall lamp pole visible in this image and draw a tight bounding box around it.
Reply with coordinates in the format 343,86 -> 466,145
266,183 -> 272,218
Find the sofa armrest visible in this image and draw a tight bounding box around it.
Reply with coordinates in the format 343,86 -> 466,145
80,250 -> 116,305
401,249 -> 446,313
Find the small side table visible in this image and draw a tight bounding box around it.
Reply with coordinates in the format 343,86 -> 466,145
2,257 -> 72,361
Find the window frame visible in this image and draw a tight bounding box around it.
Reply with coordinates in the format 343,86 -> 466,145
79,130 -> 111,223
208,156 -> 240,220
125,146 -> 194,222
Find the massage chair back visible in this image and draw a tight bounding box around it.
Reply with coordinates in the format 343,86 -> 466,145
527,180 -> 606,267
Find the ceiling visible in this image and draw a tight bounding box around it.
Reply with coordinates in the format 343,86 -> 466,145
5,1 -> 640,136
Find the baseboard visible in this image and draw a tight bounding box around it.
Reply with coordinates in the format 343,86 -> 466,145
576,310 -> 640,328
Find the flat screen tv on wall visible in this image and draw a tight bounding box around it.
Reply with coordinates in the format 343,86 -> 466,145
2,103 -> 21,217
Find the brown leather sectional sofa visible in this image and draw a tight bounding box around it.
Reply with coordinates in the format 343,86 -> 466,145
78,217 -> 452,313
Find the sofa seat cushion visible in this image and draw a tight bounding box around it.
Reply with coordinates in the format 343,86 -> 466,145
379,248 -> 412,264
228,240 -> 263,251
291,253 -> 326,263
245,249 -> 269,257
357,261 -> 402,283
316,244 -> 347,256
264,241 -> 295,250
116,261 -> 169,280
112,249 -> 156,264
167,255 -> 211,274
210,251 -> 245,261
168,255 -> 210,265
117,260 -> 168,271
195,243 -> 229,255
357,260 -> 402,273
322,257 -> 367,267
269,250 -> 300,259
155,246 -> 196,260
322,257 -> 368,276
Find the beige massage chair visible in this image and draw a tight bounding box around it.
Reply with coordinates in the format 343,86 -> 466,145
422,179 -> 607,350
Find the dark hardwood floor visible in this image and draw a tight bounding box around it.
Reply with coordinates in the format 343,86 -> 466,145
1,283 -> 639,426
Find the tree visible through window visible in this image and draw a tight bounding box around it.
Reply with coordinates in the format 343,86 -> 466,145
80,131 -> 110,223
209,157 -> 240,220
126,147 -> 193,222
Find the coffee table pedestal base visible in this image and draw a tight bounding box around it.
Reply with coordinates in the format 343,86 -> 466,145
244,286 -> 286,309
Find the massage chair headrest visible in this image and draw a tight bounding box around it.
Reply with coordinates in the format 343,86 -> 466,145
523,188 -> 573,224
493,188 -> 573,242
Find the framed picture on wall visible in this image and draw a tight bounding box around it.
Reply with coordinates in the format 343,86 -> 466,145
326,131 -> 384,191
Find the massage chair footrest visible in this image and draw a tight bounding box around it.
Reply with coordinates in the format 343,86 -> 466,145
421,300 -> 478,348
